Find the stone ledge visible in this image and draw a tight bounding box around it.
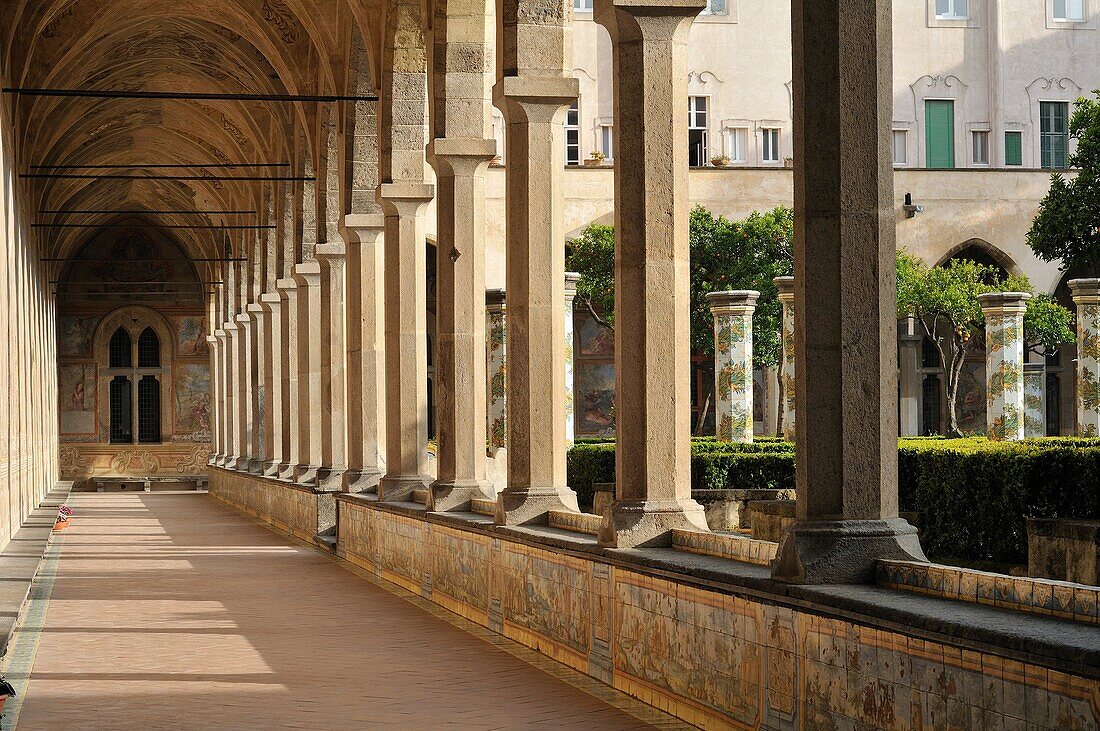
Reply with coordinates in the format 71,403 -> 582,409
878,559 -> 1099,625
0,482 -> 73,659
671,528 -> 778,566
470,497 -> 495,516
548,510 -> 601,535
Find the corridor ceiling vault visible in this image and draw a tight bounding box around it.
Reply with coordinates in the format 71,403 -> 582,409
2,0 -> 390,284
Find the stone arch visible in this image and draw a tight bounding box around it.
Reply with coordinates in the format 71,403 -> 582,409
935,238 -> 1021,278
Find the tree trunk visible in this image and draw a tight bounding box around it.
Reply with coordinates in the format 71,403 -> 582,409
945,334 -> 967,437
695,388 -> 711,436
775,369 -> 785,438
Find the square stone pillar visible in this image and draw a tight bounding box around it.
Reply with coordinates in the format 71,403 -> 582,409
979,292 -> 1030,442
494,78 -> 582,525
565,272 -> 581,447
276,278 -> 301,480
774,276 -> 796,441
259,292 -> 284,476
344,215 -> 387,493
898,317 -> 923,437
245,304 -> 266,473
772,0 -> 926,584
315,244 -> 349,490
429,139 -> 497,512
293,262 -> 323,485
207,335 -> 222,464
377,183 -> 435,503
222,323 -> 243,469
594,0 -> 708,547
707,291 -> 759,444
1069,279 -> 1100,437
486,289 -> 507,453
233,314 -> 254,471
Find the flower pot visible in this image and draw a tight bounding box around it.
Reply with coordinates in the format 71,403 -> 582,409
583,159 -> 603,167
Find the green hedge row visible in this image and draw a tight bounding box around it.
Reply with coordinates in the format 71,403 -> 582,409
567,437 -> 1100,564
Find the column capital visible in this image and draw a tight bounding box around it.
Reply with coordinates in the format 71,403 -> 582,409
259,292 -> 281,308
977,291 -> 1031,315
898,315 -> 923,344
378,182 -> 435,202
564,272 -> 582,298
1069,278 -> 1100,305
214,328 -> 227,341
222,321 -> 239,334
206,335 -> 218,346
429,137 -> 497,177
706,290 -> 760,316
234,313 -> 250,326
342,213 -> 386,241
595,0 -> 706,34
486,288 -> 506,312
293,261 -> 322,287
315,243 -> 346,261
496,76 -> 579,106
246,303 -> 264,315
276,277 -> 297,295
774,275 -> 795,301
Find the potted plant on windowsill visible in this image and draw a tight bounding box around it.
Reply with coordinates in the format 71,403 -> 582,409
783,156 -> 794,168
710,155 -> 731,168
584,151 -> 606,167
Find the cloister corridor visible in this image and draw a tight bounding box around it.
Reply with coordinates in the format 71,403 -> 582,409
0,494 -> 678,730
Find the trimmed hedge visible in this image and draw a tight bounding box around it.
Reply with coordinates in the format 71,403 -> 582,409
568,436 -> 1100,564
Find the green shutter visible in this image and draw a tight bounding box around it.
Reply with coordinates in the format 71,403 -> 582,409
925,100 -> 955,169
1005,132 -> 1022,166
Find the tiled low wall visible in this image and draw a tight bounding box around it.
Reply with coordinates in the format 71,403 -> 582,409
209,468 -> 334,543
336,496 -> 1100,731
879,560 -> 1100,626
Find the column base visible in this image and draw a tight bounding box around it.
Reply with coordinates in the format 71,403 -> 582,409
296,465 -> 320,486
771,518 -> 927,585
209,453 -> 223,466
495,486 -> 580,526
428,479 -> 495,513
377,474 -> 428,503
345,469 -> 384,494
316,467 -> 347,492
598,498 -> 710,548
277,462 -> 295,481
262,461 -> 281,478
224,455 -> 244,470
247,459 -> 264,475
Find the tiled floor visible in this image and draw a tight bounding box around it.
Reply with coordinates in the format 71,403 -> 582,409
3,493 -> 668,730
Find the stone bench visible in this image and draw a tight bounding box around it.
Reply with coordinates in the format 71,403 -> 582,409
92,475 -> 208,493
1028,518 -> 1100,585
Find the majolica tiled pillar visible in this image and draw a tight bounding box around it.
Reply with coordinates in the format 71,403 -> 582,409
707,290 -> 759,443
595,0 -> 709,547
1070,278 -> 1100,437
377,184 -> 435,502
978,292 -> 1030,441
775,276 -> 796,441
486,289 -> 507,453
260,292 -> 284,476
565,272 -> 580,447
1024,363 -> 1047,438
344,215 -> 387,493
772,0 -> 926,584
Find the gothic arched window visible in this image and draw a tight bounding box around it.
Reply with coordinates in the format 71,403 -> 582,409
109,328 -> 131,368
138,327 -> 160,368
110,375 -> 133,443
106,324 -> 164,444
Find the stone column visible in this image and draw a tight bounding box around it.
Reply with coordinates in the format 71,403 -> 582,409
276,278 -> 300,480
293,262 -> 322,484
233,314 -> 253,470
315,244 -> 348,490
594,0 -> 708,547
222,323 -> 242,469
707,290 -> 759,444
429,140 -> 497,512
775,276 -> 796,441
772,0 -> 926,584
344,215 -> 387,493
260,292 -> 283,476
207,335 -> 222,464
898,317 -> 922,437
1024,362 -> 1047,438
377,183 -> 434,502
979,292 -> 1030,442
565,272 -> 580,447
245,304 -> 265,472
486,289 -> 507,453
1070,279 -> 1100,437
494,78 -> 582,525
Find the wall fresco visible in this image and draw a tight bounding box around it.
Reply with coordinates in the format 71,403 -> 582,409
58,316 -> 98,357
175,316 -> 208,356
59,364 -> 97,435
174,363 -> 211,437
575,362 -> 615,436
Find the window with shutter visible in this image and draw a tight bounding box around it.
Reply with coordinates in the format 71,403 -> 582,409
1040,102 -> 1069,169
1005,132 -> 1023,166
924,100 -> 954,169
